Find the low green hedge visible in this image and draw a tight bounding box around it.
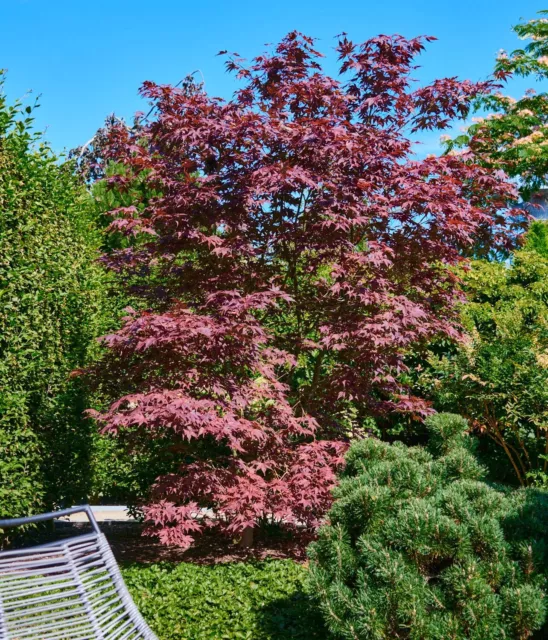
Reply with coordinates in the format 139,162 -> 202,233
122,559 -> 326,639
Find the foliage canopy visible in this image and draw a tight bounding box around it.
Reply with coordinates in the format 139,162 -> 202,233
419,246 -> 548,487
445,11 -> 548,199
91,32 -> 522,548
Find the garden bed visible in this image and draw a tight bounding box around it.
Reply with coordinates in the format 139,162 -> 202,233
49,521 -> 324,638
54,520 -> 309,564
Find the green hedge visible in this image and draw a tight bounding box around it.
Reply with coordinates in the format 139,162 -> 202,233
0,73 -> 112,520
122,560 -> 325,640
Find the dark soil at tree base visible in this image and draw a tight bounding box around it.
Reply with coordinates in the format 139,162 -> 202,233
55,521 -> 310,565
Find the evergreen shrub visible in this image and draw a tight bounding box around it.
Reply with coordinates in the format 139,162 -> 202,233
308,413 -> 548,639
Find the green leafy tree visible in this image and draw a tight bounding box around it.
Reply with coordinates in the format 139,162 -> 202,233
0,72 -> 112,519
432,11 -> 548,484
418,248 -> 548,487
525,219 -> 548,258
445,11 -> 548,199
308,413 -> 548,640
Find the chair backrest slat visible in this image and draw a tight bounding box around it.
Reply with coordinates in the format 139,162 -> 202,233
0,508 -> 157,640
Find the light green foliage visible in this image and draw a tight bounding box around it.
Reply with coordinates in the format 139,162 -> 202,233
445,11 -> 548,199
419,248 -> 548,486
122,559 -> 325,640
525,220 -> 548,259
88,160 -> 160,253
308,413 -> 548,640
0,72 -> 112,519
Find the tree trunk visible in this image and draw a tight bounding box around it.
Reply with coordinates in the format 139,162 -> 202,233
239,526 -> 254,548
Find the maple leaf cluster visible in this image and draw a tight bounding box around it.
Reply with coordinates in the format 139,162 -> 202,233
91,32 -> 522,547
90,293 -> 345,547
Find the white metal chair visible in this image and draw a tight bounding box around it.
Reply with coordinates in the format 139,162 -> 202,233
0,506 -> 157,640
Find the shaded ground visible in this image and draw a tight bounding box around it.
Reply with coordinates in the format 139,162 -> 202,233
54,520 -> 310,565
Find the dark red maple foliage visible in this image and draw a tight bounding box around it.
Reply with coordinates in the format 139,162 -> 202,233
91,32 -> 522,548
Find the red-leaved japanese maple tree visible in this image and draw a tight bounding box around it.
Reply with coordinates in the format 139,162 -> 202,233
91,32 -> 522,548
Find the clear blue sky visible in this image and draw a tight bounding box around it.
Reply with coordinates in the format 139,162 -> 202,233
0,0 -> 544,154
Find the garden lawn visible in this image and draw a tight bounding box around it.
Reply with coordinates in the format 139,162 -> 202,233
122,559 -> 326,640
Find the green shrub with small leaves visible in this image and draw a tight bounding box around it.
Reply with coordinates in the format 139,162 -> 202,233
122,559 -> 326,640
0,72 -> 113,520
418,248 -> 548,487
308,413 -> 548,640
525,220 -> 548,260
